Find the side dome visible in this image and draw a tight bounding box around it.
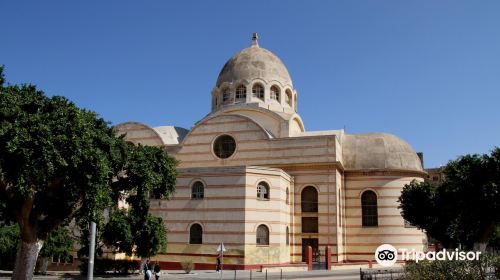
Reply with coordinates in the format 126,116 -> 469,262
216,37 -> 293,88
343,133 -> 423,172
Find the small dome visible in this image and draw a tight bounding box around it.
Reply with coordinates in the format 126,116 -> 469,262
216,35 -> 293,88
343,133 -> 423,172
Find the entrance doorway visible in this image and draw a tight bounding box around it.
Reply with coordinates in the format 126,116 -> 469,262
302,238 -> 325,270
301,238 -> 318,262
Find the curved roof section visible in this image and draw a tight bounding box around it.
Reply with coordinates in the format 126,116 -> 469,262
180,113 -> 272,147
343,133 -> 423,172
216,44 -> 293,88
114,122 -> 189,146
153,126 -> 189,145
113,122 -> 165,146
201,104 -> 305,138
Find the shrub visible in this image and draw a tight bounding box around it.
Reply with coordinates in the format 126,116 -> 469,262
79,258 -> 140,275
181,260 -> 194,274
401,253 -> 500,280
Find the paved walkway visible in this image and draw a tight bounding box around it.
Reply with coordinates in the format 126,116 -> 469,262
0,269 -> 363,280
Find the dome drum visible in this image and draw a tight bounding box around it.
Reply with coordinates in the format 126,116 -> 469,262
211,34 -> 298,115
212,81 -> 297,113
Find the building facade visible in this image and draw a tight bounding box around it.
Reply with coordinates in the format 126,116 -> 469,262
425,167 -> 445,186
115,34 -> 427,270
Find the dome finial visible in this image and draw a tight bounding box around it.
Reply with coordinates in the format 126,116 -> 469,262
251,32 -> 259,47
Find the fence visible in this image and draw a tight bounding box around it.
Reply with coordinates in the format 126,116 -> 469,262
359,268 -> 404,280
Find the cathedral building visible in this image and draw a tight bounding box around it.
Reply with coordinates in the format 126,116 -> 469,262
115,34 -> 427,270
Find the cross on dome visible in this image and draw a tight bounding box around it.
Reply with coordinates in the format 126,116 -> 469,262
252,32 -> 259,47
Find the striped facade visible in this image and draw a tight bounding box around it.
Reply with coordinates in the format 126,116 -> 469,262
113,35 -> 427,270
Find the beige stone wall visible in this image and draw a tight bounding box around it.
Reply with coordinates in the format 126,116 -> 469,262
243,167 -> 292,265
336,170 -> 346,262
289,168 -> 339,263
174,114 -> 338,168
149,166 -> 293,266
114,113 -> 428,267
149,166 -> 246,265
344,173 -> 427,262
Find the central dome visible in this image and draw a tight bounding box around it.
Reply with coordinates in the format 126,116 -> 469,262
211,34 -> 299,116
216,35 -> 293,88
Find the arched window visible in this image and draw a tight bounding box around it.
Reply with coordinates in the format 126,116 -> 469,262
285,89 -> 292,107
286,226 -> 290,246
257,182 -> 270,200
270,85 -> 280,102
294,94 -> 298,111
256,225 -> 269,245
286,187 -> 290,204
191,181 -> 204,199
189,224 -> 203,244
235,85 -> 246,101
222,87 -> 231,104
252,84 -> 264,100
301,186 -> 318,212
361,190 -> 378,227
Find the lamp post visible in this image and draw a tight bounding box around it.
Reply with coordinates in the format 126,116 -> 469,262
87,221 -> 97,280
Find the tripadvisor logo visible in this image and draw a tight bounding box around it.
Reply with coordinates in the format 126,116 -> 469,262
375,244 -> 398,267
374,244 -> 482,267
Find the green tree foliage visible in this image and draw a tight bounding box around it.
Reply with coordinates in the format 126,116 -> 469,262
101,210 -> 133,255
0,224 -> 73,271
399,148 -> 500,249
102,210 -> 167,258
0,225 -> 19,269
133,214 -> 167,258
0,67 -> 177,279
489,225 -> 500,250
39,226 -> 73,259
37,225 -> 73,274
0,65 -> 4,88
0,224 -> 19,254
401,254 -> 500,280
100,144 -> 175,259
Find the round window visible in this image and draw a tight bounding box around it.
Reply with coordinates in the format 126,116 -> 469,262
213,135 -> 236,159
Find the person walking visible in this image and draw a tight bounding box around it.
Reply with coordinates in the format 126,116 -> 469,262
153,262 -> 161,280
143,259 -> 152,280
216,254 -> 221,273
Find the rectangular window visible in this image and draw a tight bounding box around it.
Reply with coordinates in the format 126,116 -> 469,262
362,204 -> 378,227
301,217 -> 318,233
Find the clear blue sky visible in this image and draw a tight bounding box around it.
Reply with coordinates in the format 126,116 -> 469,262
1,1 -> 499,168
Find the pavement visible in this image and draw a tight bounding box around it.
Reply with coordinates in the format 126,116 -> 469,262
0,269 -> 364,280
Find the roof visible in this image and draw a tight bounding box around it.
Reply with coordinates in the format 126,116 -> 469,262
153,126 -> 189,145
343,133 -> 423,172
216,44 -> 293,88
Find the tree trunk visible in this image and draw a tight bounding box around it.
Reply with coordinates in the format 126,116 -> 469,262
12,240 -> 43,280
473,242 -> 488,252
474,222 -> 496,252
39,256 -> 49,275
140,257 -> 147,274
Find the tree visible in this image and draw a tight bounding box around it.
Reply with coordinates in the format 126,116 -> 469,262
0,224 -> 19,269
0,224 -> 73,273
399,148 -> 500,250
398,180 -> 456,248
0,67 -> 177,279
37,226 -> 73,274
489,224 -> 500,251
102,211 -> 167,259
0,65 -> 4,89
101,144 -> 175,259
101,210 -> 133,255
